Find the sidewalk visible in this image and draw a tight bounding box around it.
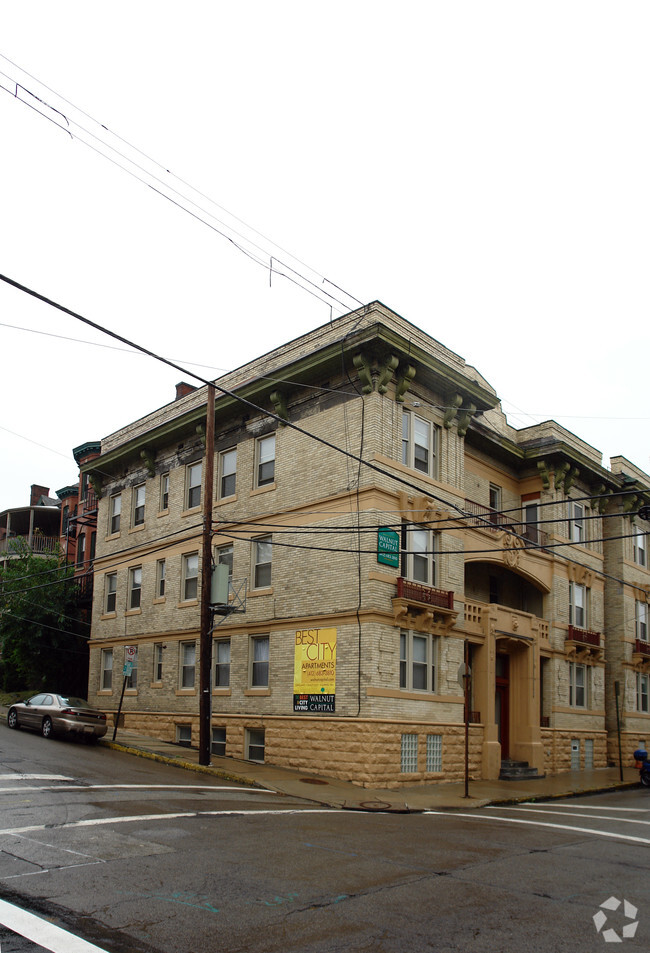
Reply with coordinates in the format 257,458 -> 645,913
102,728 -> 640,812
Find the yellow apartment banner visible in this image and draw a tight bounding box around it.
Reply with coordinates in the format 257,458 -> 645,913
293,627 -> 336,713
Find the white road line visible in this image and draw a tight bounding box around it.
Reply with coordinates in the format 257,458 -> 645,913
521,803 -> 649,813
424,810 -> 650,845
0,783 -> 274,794
0,897 -> 110,953
0,807 -> 337,838
0,774 -> 73,782
486,806 -> 650,826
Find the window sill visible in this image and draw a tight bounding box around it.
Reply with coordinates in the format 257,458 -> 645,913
105,532 -> 121,542
153,596 -> 166,605
175,689 -> 197,696
128,524 -> 145,534
158,508 -> 169,518
100,612 -> 117,621
125,608 -> 142,617
177,599 -> 199,608
97,689 -> 113,695
181,506 -> 201,518
249,587 -> 273,597
213,688 -> 232,696
216,494 -> 237,507
125,689 -> 138,695
250,483 -> 276,497
244,688 -> 271,696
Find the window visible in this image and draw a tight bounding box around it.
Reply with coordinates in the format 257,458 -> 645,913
186,462 -> 202,509
402,525 -> 435,586
126,645 -> 138,689
246,728 -> 265,762
76,532 -> 86,567
637,673 -> 649,713
176,724 -> 192,746
569,582 -> 587,629
402,411 -> 437,478
569,661 -> 587,707
220,448 -> 237,498
634,528 -> 647,567
400,630 -> 437,692
256,434 -> 275,487
636,601 -> 648,641
214,638 -> 231,688
180,641 -> 196,689
132,484 -> 145,526
401,733 -> 418,772
89,531 -> 96,562
217,544 -> 233,579
489,483 -> 501,513
250,635 -> 269,687
109,494 -> 121,534
569,502 -> 585,543
522,500 -> 540,544
253,536 -> 272,588
212,727 -> 227,757
426,734 -> 442,772
182,553 -> 199,601
129,567 -> 142,610
100,648 -> 113,690
153,643 -> 163,682
156,559 -> 166,598
160,472 -> 169,511
105,573 -> 117,614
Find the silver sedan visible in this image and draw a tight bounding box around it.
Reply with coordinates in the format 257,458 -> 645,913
6,693 -> 107,741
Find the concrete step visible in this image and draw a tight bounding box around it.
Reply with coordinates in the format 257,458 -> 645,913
499,759 -> 545,781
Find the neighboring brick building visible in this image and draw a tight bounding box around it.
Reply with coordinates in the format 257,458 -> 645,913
57,441 -> 101,619
83,303 -> 650,786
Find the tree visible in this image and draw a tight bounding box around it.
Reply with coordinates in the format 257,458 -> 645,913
0,540 -> 90,695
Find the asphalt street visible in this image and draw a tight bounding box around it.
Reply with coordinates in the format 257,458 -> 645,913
0,723 -> 648,953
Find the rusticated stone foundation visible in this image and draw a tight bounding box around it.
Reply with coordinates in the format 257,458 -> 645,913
111,710 -> 484,789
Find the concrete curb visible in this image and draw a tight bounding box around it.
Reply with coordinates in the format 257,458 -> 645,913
101,740 -> 273,791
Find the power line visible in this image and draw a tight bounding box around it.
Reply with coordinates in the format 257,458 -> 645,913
0,60 -> 362,317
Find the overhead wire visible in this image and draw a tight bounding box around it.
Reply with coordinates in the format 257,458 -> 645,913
0,61 -> 361,317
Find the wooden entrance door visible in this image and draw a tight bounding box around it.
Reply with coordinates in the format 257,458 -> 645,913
495,653 -> 510,759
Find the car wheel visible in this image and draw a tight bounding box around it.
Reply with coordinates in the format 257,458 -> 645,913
7,708 -> 20,730
641,772 -> 650,788
41,716 -> 53,739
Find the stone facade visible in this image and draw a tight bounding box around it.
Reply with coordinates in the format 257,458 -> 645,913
84,302 -> 650,785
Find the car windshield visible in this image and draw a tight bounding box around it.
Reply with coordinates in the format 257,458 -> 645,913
57,696 -> 92,708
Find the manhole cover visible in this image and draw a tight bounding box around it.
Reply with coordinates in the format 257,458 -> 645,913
299,778 -> 329,785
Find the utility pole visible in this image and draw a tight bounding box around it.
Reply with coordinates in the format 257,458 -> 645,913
199,383 -> 215,766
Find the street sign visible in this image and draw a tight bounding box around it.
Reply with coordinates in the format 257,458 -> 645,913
123,661 -> 133,677
125,645 -> 137,661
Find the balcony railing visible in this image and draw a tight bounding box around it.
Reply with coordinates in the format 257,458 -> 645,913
396,577 -> 455,610
566,625 -> 601,648
0,534 -> 59,556
80,491 -> 98,514
634,639 -> 650,658
464,499 -> 548,547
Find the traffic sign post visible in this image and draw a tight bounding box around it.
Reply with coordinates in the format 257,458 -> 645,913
113,647 -> 136,742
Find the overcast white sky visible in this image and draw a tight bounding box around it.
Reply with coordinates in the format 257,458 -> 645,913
1,1 -> 648,510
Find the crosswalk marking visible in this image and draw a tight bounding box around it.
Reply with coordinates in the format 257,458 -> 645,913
0,897 -> 110,953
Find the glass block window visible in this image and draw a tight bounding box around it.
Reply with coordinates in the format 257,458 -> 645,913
400,733 -> 418,773
426,734 -> 442,772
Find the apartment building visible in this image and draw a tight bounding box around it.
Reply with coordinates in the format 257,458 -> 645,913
83,302 -> 650,786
